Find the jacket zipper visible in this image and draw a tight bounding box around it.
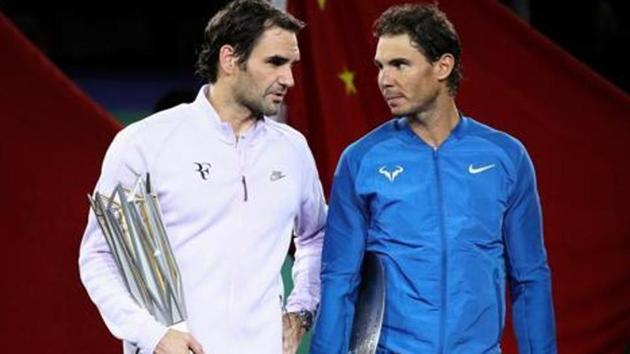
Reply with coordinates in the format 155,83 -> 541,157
241,175 -> 248,202
434,147 -> 448,354
236,135 -> 248,202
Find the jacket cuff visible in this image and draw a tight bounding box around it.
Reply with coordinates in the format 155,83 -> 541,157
136,318 -> 169,354
286,296 -> 318,313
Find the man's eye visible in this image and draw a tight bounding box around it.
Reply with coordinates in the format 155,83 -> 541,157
393,62 -> 406,69
267,57 -> 288,66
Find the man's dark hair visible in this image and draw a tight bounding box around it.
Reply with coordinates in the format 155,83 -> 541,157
374,3 -> 462,96
196,0 -> 304,83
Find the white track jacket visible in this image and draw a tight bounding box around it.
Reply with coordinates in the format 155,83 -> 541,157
79,86 -> 326,354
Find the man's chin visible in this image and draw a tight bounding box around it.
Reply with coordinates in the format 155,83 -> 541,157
262,103 -> 282,116
388,104 -> 418,117
247,106 -> 277,118
389,107 -> 407,117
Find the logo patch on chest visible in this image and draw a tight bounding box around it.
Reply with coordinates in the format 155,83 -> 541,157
194,162 -> 212,180
270,170 -> 286,181
378,165 -> 404,182
468,164 -> 495,174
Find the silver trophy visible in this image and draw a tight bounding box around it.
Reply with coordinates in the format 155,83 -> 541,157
349,253 -> 386,354
89,174 -> 190,353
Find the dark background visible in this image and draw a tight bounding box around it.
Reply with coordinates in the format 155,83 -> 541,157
1,0 -> 629,94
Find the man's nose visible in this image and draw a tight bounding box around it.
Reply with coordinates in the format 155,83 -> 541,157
378,69 -> 393,88
278,67 -> 295,88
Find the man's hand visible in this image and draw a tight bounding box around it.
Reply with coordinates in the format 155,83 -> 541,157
154,328 -> 204,354
282,312 -> 306,354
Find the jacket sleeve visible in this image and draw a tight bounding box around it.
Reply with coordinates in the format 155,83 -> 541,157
78,129 -> 168,354
504,147 -> 557,354
286,142 -> 327,313
310,151 -> 367,354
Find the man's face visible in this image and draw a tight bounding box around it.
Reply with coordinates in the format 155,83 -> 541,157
374,34 -> 442,117
233,26 -> 299,117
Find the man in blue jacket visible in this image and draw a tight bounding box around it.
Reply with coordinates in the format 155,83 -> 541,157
311,3 -> 557,353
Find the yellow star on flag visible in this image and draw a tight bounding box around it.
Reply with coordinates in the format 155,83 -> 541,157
318,0 -> 326,10
338,69 -> 357,95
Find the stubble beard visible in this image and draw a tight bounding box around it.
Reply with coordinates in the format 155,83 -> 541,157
234,83 -> 275,119
396,89 -> 440,121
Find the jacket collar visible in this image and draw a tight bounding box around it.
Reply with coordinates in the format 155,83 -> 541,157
191,85 -> 267,145
396,112 -> 469,147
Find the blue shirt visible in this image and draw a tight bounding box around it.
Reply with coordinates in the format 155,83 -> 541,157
311,116 -> 556,354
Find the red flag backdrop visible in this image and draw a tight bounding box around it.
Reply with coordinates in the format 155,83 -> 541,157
0,12 -> 121,353
1,0 -> 629,352
287,0 -> 630,353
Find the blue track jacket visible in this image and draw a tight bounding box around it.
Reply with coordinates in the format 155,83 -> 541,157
311,117 -> 556,354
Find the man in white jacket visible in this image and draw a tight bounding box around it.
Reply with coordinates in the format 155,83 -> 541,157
79,1 -> 326,353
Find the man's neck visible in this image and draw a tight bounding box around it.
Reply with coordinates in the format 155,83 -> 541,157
407,96 -> 460,149
207,83 -> 257,137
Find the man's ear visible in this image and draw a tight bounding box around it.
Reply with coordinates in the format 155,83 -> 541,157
218,44 -> 239,76
434,53 -> 455,81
